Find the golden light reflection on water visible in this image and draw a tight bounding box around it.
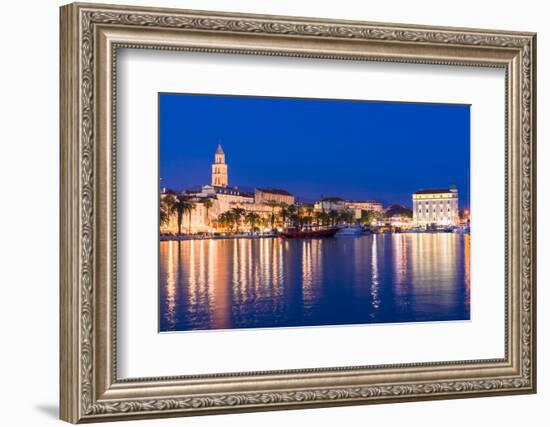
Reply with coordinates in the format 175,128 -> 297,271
464,233 -> 470,305
410,233 -> 461,315
370,235 -> 380,312
160,233 -> 469,331
163,240 -> 177,329
391,234 -> 409,312
302,240 -> 323,312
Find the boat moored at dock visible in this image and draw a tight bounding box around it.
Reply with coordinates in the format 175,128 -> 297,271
280,226 -> 340,238
335,224 -> 362,237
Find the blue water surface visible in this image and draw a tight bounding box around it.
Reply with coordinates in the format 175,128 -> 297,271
159,233 -> 470,332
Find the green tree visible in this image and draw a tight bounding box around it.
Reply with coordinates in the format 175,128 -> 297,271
315,210 -> 328,226
202,198 -> 214,226
301,216 -> 313,227
385,205 -> 413,219
166,195 -> 195,235
339,210 -> 355,225
328,209 -> 339,226
279,202 -> 289,227
230,207 -> 246,232
302,204 -> 314,227
314,210 -> 322,226
218,211 -> 236,231
160,194 -> 175,227
361,210 -> 383,225
263,200 -> 279,230
287,204 -> 299,227
303,204 -> 315,217
244,212 -> 261,232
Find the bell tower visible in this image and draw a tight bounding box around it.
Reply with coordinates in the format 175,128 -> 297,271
211,144 -> 228,187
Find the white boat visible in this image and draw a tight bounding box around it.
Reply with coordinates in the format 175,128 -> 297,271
335,225 -> 362,237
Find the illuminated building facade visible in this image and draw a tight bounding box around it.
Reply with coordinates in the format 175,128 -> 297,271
161,143 -> 389,234
161,145 -> 294,234
314,197 -> 346,212
344,200 -> 384,213
412,187 -> 459,227
254,188 -> 295,205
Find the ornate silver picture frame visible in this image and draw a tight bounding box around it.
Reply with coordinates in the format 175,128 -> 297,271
60,2 -> 536,423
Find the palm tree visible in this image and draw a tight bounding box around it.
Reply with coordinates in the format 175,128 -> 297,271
296,205 -> 309,229
314,210 -> 324,227
289,213 -> 300,228
160,194 -> 175,227
168,194 -> 195,235
279,202 -> 289,227
301,215 -> 313,228
287,204 -> 298,227
202,198 -> 214,226
328,209 -> 339,226
230,207 -> 246,232
218,211 -> 235,231
303,204 -> 314,227
244,212 -> 261,232
263,200 -> 278,230
184,200 -> 196,233
361,209 -> 381,225
339,210 -> 354,225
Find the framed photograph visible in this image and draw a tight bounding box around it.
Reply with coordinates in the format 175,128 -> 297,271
60,2 -> 537,423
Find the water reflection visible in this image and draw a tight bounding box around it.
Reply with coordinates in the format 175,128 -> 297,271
370,235 -> 380,314
159,234 -> 470,332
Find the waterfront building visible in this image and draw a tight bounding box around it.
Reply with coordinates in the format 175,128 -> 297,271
412,186 -> 459,227
385,216 -> 413,228
199,184 -> 254,213
254,188 -> 295,206
381,204 -> 413,228
344,200 -> 384,213
161,143 -> 394,234
344,200 -> 384,220
181,199 -> 209,234
159,189 -> 217,234
161,145 -> 292,234
314,197 -> 346,212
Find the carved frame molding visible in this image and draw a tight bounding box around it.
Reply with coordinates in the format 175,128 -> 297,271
60,2 -> 536,423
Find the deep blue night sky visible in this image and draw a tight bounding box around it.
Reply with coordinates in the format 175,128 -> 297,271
159,93 -> 470,209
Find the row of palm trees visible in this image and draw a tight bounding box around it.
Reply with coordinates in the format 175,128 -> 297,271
160,194 -> 359,235
276,203 -> 355,229
216,204 -> 356,233
218,208 -> 263,233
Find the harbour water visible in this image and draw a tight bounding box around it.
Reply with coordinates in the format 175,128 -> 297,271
159,233 -> 470,332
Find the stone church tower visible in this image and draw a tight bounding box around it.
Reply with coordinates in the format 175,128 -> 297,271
211,144 -> 228,187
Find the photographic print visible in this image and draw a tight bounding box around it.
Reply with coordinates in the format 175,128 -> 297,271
159,93 -> 471,332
